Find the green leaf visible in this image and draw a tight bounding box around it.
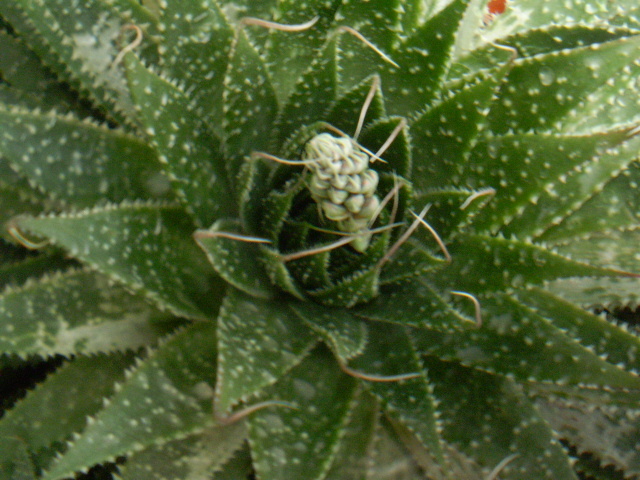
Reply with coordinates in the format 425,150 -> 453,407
274,36 -> 338,145
0,106 -> 167,208
410,65 -> 508,191
531,386 -> 640,477
382,0 -> 470,118
247,347 -> 357,480
195,219 -> 275,299
0,437 -> 36,480
425,358 -> 579,480
263,0 -> 339,104
0,30 -> 76,112
124,53 -> 233,226
155,0 -> 233,135
0,353 -> 136,476
289,300 -> 367,362
0,250 -> 74,291
538,162 -> 640,243
505,133 -> 640,240
486,35 -> 640,134
322,386 -> 378,480
17,202 -> 222,319
118,423 -> 246,480
223,29 -> 278,180
354,277 -> 473,331
42,321 -> 217,480
349,321 -> 443,461
412,294 -> 640,389
7,0 -> 141,122
215,289 -> 317,414
543,276 -> 640,310
334,0 -> 401,93
0,268 -> 177,357
518,287 -> 640,373
552,229 -> 640,273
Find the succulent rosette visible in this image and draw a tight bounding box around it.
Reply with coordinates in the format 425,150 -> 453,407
1,1 -> 640,479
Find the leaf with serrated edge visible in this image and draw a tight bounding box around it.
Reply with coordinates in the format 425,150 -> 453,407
530,386 -> 640,477
412,294 -> 640,389
0,268 -> 177,357
247,347 -> 356,480
289,300 -> 367,362
215,289 -> 317,414
354,276 -> 472,331
0,106 -> 167,208
195,219 -> 276,299
322,386 -> 378,480
410,64 -> 509,191
425,357 -> 579,480
348,321 -> 444,462
223,29 -> 278,180
0,353 -> 135,476
18,202 -> 222,319
42,321 -> 217,480
544,276 -> 640,310
486,35 -> 640,135
156,0 -> 233,135
118,422 -> 246,480
9,0 -> 140,122
440,234 -> 633,295
518,288 -> 640,374
124,52 -> 232,227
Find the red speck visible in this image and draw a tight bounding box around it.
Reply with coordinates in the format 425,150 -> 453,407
488,0 -> 507,15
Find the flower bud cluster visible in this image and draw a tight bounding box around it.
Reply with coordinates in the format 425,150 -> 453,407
304,133 -> 380,251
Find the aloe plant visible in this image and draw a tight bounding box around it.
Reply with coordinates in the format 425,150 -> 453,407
1,0 -> 640,479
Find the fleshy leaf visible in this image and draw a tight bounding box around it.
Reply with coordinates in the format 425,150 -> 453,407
42,321 -> 217,480
0,105 -> 167,208
486,35 -> 640,134
17,202 -> 222,319
195,219 -> 275,299
410,65 -> 509,191
247,347 -> 356,480
348,321 -> 443,461
118,423 -> 246,480
354,276 -> 473,331
543,276 -> 640,310
412,294 -> 640,389
382,0 -> 470,118
155,0 -> 233,135
322,386 -> 378,479
124,52 -> 233,226
6,0 -> 143,122
223,29 -> 278,180
530,386 -> 640,477
263,1 -> 338,103
518,287 -> 640,374
215,289 -> 317,414
425,358 -> 579,480
441,234 -> 631,294
0,268 -> 177,357
0,353 -> 136,476
538,162 -> 640,243
465,129 -> 633,235
289,300 -> 368,362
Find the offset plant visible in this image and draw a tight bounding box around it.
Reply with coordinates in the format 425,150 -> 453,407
1,0 -> 640,479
